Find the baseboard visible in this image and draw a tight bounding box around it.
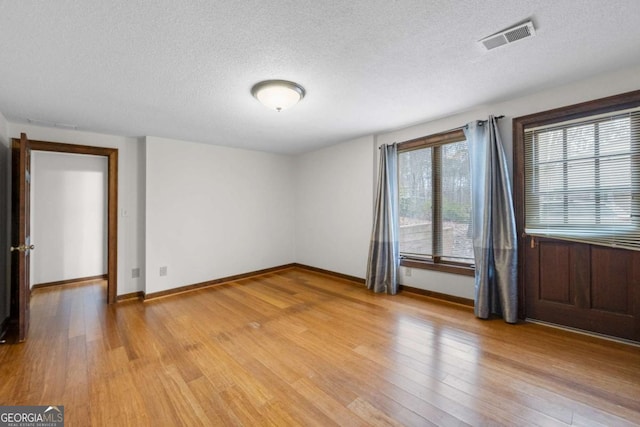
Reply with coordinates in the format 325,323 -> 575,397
292,264 -> 472,307
143,264 -> 297,300
116,291 -> 144,301
139,262 -> 472,309
32,274 -> 108,289
399,285 -> 474,307
292,263 -> 365,284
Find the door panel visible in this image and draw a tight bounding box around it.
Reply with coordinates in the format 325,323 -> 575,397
525,236 -> 640,341
10,133 -> 31,342
590,247 -> 633,314
538,242 -> 571,304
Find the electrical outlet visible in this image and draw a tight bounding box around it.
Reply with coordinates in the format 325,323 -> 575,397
159,266 -> 167,276
131,268 -> 140,279
405,267 -> 412,277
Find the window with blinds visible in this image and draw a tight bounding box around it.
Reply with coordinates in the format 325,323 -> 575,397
524,107 -> 640,250
398,130 -> 474,266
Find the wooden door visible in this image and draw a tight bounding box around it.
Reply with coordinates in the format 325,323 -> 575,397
514,90 -> 640,343
10,133 -> 33,342
524,236 -> 640,341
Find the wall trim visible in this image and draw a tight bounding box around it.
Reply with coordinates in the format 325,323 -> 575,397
116,291 -> 144,301
399,285 -> 474,307
143,264 -> 297,300
140,262 -> 473,309
292,263 -> 366,284
32,274 -> 108,289
292,264 -> 473,307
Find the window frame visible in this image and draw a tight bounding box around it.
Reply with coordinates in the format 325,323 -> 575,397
397,128 -> 475,277
525,111 -> 638,236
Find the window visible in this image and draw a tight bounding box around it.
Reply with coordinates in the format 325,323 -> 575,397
524,107 -> 640,250
398,129 -> 474,274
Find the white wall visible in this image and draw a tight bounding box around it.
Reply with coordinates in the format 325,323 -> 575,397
295,136 -> 376,278
145,136 -> 295,294
30,152 -> 107,285
4,63 -> 640,301
7,124 -> 144,296
298,64 -> 640,299
0,112 -> 10,325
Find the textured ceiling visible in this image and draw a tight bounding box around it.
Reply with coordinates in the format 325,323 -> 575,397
1,1 -> 640,154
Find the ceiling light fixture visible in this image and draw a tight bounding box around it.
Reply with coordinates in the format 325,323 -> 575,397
251,80 -> 305,112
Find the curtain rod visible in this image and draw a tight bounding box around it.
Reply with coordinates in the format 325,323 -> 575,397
418,114 -> 505,131
477,115 -> 504,126
380,115 -> 504,148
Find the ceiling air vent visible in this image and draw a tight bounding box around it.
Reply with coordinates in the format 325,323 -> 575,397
479,21 -> 536,51
27,118 -> 78,130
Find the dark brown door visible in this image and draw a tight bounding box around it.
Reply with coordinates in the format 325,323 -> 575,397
514,90 -> 640,343
10,133 -> 33,342
524,235 -> 640,341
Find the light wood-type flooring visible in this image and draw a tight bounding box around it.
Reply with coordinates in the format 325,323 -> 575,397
0,268 -> 639,426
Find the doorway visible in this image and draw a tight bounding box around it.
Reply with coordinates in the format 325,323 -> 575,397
513,90 -> 640,342
24,139 -> 118,304
30,151 -> 108,294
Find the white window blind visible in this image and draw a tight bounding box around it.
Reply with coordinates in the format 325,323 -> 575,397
524,107 -> 640,250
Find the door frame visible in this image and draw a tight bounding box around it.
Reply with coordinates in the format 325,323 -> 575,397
28,139 -> 118,304
512,89 -> 640,319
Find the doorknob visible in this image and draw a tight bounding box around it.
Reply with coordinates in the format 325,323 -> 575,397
10,244 -> 35,252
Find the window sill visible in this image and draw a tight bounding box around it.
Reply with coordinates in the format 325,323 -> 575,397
400,258 -> 475,277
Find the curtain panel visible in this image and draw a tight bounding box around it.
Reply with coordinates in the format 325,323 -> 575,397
465,117 -> 518,323
366,143 -> 399,294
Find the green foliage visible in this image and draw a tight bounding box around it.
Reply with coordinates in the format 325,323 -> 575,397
442,201 -> 470,222
400,197 -> 431,221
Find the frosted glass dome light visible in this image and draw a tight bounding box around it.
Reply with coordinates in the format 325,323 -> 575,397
251,80 -> 305,112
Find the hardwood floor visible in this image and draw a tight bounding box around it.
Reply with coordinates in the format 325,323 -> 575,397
1,268 -> 639,426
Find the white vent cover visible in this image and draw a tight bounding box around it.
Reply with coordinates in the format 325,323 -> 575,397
479,21 -> 536,50
27,118 -> 78,130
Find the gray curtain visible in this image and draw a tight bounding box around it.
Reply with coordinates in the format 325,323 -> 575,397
465,117 -> 518,323
366,143 -> 399,295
